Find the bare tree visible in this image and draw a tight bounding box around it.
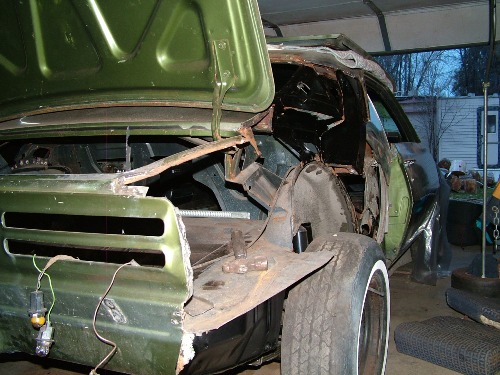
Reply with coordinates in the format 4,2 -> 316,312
376,51 -> 458,159
453,46 -> 500,95
410,97 -> 465,160
376,50 -> 456,96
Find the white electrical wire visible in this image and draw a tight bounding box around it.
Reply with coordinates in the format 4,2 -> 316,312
90,261 -> 133,375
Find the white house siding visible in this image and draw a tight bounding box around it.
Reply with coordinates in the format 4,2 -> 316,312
400,95 -> 500,173
437,96 -> 485,170
398,97 -> 433,148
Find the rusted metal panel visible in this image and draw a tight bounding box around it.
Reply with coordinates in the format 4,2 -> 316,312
117,136 -> 247,185
183,239 -> 334,334
228,162 -> 282,210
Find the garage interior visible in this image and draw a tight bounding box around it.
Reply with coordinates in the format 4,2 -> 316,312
259,0 -> 498,54
0,1 -> 499,375
260,1 -> 500,372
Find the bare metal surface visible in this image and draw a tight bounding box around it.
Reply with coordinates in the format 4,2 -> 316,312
176,332 -> 196,374
101,298 -> 127,324
394,142 -> 442,284
222,255 -> 268,274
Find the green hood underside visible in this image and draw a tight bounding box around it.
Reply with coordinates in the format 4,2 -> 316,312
0,0 -> 274,122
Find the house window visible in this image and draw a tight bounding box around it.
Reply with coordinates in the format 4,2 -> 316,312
477,106 -> 500,168
487,114 -> 497,133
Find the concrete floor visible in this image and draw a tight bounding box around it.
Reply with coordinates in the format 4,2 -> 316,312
0,245 -> 493,375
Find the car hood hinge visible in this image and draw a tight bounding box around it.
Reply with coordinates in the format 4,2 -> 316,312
211,40 -> 236,140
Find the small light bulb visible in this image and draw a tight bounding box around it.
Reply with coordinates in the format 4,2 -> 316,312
31,314 -> 46,328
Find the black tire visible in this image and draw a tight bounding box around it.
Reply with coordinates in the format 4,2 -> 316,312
446,200 -> 482,246
451,268 -> 500,298
446,287 -> 500,325
281,233 -> 390,375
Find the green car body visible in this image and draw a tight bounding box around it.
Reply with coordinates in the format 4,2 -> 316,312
0,1 -> 447,374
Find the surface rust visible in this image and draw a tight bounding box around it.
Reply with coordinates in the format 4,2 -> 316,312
116,136 -> 247,185
222,255 -> 268,274
183,238 -> 334,334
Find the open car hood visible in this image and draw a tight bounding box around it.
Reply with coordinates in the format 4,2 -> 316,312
0,0 -> 274,121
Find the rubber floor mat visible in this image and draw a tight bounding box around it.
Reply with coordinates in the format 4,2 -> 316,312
446,288 -> 500,327
394,316 -> 500,375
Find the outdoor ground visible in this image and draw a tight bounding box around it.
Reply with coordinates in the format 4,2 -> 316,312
0,244 -> 495,375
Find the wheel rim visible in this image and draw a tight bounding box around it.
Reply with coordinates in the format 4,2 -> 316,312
358,268 -> 388,375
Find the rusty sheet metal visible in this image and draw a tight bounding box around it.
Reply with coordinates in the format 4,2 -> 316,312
268,44 -> 394,91
228,162 -> 282,210
238,127 -> 262,157
183,240 -> 334,335
240,106 -> 274,132
115,136 -> 247,185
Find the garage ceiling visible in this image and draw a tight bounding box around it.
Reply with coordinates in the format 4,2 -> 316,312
258,0 -> 497,54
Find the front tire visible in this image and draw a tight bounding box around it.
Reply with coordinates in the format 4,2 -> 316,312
281,233 -> 390,375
